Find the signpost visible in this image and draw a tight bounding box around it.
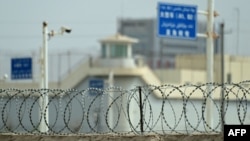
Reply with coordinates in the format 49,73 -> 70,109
11,57 -> 32,80
157,1 -> 216,130
157,2 -> 197,40
89,79 -> 104,95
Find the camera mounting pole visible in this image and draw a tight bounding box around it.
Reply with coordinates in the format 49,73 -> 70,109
39,21 -> 71,133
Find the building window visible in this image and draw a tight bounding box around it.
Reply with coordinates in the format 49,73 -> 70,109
110,44 -> 127,58
101,44 -> 106,58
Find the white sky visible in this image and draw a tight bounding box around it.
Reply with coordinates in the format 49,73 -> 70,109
0,0 -> 249,56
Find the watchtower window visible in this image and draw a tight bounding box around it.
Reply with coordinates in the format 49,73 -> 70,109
110,44 -> 127,58
101,44 -> 106,58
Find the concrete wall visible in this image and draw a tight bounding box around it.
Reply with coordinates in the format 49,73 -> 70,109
175,54 -> 250,83
154,69 -> 206,85
1,89 -> 249,134
0,134 -> 223,141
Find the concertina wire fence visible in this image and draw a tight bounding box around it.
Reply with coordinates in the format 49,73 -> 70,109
0,81 -> 249,135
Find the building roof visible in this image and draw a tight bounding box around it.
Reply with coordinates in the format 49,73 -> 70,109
99,33 -> 139,44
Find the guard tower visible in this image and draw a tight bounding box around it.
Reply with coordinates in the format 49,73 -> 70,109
97,33 -> 138,68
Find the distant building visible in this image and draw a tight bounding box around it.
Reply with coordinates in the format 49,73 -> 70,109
1,33 -> 250,134
153,54 -> 250,85
118,18 -> 220,69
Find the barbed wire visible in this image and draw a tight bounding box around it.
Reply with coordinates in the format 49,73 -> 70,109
0,81 -> 250,135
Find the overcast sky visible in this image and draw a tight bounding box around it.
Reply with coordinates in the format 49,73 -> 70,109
0,0 -> 249,56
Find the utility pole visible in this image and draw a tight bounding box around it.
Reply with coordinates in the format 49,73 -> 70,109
196,0 -> 217,130
39,21 -> 71,133
206,0 -> 215,130
39,21 -> 49,133
235,8 -> 240,55
220,22 -> 225,133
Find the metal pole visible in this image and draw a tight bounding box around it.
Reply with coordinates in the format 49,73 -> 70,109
235,8 -> 240,55
108,71 -> 114,131
138,86 -> 144,134
39,21 -> 49,132
206,0 -> 214,130
220,22 -> 225,133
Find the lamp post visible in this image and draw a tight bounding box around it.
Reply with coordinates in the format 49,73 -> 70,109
39,21 -> 71,133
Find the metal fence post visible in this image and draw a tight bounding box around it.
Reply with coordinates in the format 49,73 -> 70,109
138,86 -> 144,134
220,22 -> 225,133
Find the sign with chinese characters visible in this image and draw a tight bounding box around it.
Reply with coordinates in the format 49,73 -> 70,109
89,79 -> 104,96
11,57 -> 32,80
157,2 -> 197,40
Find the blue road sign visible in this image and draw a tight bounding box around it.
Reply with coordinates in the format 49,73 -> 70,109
11,57 -> 32,80
89,79 -> 104,96
157,2 -> 197,39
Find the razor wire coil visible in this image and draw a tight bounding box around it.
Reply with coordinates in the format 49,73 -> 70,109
0,81 -> 250,135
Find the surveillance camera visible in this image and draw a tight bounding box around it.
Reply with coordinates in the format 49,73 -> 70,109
61,26 -> 72,33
